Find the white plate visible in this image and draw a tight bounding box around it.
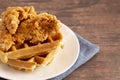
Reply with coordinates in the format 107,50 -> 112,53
0,23 -> 80,80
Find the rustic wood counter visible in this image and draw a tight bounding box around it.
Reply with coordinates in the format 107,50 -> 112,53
0,0 -> 120,80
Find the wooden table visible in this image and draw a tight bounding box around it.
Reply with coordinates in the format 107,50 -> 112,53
0,0 -> 120,80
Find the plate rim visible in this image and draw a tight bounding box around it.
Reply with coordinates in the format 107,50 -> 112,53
44,23 -> 80,79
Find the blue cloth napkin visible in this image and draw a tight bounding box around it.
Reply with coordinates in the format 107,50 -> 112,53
0,33 -> 99,80
50,33 -> 100,80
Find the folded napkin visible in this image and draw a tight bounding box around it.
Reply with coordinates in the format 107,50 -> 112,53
0,33 -> 99,80
50,33 -> 100,80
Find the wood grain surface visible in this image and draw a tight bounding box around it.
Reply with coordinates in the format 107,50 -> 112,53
0,0 -> 120,80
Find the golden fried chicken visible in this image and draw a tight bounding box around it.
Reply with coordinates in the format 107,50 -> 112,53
1,6 -> 37,34
14,13 -> 61,44
0,6 -> 61,51
0,21 -> 14,51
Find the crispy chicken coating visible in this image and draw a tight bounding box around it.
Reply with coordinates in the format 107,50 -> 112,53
14,13 -> 61,44
0,21 -> 14,51
0,6 -> 61,51
1,6 -> 37,34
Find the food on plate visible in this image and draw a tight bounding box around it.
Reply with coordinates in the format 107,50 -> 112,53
0,6 -> 63,72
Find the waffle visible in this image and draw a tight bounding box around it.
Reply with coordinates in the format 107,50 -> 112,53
0,33 -> 62,72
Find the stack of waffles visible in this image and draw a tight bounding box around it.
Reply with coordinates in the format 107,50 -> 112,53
0,33 -> 62,72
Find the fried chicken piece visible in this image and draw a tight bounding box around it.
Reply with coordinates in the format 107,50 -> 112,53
36,13 -> 61,34
13,19 -> 48,44
14,13 -> 61,44
0,21 -> 14,51
1,6 -> 37,34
